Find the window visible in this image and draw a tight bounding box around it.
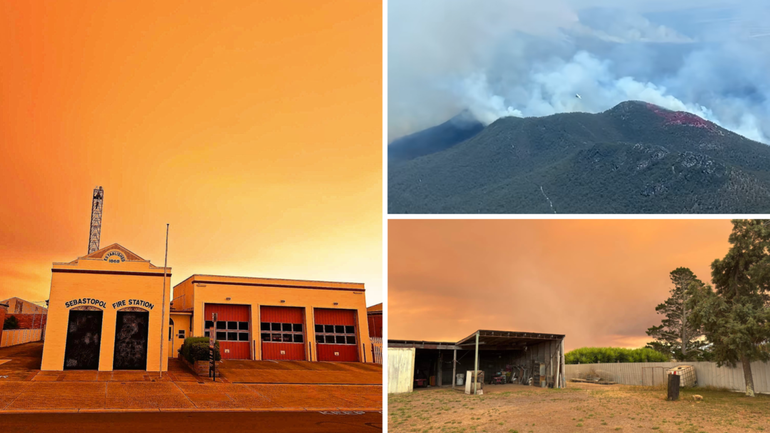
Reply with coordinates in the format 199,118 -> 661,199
315,322 -> 357,345
178,330 -> 185,339
206,318 -> 249,342
260,322 -> 304,344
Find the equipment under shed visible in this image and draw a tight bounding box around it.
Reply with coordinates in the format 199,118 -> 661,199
388,330 -> 566,394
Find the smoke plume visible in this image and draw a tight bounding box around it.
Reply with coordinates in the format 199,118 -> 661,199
388,0 -> 770,144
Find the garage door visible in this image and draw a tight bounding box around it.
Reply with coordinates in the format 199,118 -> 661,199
314,309 -> 359,362
204,304 -> 250,360
260,306 -> 306,361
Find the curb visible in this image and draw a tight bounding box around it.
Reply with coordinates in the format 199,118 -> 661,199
0,406 -> 383,414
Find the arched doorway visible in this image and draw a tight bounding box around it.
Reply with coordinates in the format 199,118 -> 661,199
113,307 -> 150,370
63,306 -> 104,370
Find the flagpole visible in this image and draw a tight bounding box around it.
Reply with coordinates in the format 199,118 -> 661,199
160,224 -> 169,377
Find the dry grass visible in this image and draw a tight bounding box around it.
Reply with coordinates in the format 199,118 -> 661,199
388,383 -> 770,433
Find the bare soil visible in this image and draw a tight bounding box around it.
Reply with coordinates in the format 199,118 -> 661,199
388,382 -> 770,433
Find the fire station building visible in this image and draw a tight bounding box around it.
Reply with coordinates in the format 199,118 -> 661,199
41,243 -> 373,371
41,244 -> 171,372
170,275 -> 372,363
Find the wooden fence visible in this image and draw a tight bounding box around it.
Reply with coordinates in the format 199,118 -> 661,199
565,361 -> 770,394
1,329 -> 43,348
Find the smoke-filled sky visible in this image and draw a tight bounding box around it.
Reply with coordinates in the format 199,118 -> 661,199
389,219 -> 733,350
0,1 -> 382,307
388,0 -> 770,144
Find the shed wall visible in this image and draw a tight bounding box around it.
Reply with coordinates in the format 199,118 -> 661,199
388,347 -> 416,394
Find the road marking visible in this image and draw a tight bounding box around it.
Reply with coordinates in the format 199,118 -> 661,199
319,411 -> 366,415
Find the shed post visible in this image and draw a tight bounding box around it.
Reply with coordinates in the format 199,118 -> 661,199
554,340 -> 561,389
474,331 -> 480,395
560,339 -> 566,388
452,348 -> 457,389
437,351 -> 443,387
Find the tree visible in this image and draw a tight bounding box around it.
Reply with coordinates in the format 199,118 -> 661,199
646,267 -> 710,361
687,220 -> 770,397
3,315 -> 19,330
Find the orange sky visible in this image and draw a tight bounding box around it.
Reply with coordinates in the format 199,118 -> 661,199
389,219 -> 733,350
0,1 -> 382,306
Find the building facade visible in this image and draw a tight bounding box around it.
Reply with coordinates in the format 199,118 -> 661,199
171,275 -> 373,363
41,244 -> 171,372
1,297 -> 47,332
1,297 -> 48,315
367,303 -> 382,338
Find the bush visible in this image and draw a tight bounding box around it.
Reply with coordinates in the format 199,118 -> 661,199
3,316 -> 19,330
565,347 -> 670,364
179,337 -> 221,364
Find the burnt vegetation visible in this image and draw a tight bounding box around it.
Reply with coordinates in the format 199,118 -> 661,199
388,101 -> 770,213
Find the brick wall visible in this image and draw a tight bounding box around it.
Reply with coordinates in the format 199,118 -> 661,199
6,313 -> 47,329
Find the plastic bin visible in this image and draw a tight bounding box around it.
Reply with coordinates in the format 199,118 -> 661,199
667,365 -> 696,387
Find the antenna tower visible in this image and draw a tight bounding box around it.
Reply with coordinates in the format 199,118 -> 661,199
88,186 -> 104,254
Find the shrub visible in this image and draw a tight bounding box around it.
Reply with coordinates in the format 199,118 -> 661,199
565,347 -> 670,364
3,316 -> 19,330
179,337 -> 221,364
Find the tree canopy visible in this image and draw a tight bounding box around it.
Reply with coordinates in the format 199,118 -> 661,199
646,267 -> 711,361
687,219 -> 770,397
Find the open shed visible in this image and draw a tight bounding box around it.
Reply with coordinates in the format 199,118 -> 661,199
388,329 -> 566,393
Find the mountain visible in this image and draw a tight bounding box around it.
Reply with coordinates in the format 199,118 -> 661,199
388,101 -> 770,214
388,110 -> 484,163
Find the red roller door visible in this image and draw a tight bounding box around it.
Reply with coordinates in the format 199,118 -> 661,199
260,306 -> 306,361
204,304 -> 251,360
314,309 -> 359,362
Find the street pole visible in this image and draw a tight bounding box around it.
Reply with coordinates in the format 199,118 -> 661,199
159,224 -> 169,378
474,331 -> 480,395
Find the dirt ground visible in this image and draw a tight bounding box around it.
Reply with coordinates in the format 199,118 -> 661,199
388,382 -> 770,433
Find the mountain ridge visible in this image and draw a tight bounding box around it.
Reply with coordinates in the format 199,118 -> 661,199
388,101 -> 770,213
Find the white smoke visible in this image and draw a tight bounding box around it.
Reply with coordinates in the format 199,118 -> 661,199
389,0 -> 770,144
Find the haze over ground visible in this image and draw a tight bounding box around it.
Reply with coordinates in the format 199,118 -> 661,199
389,219 -> 733,350
389,0 -> 770,144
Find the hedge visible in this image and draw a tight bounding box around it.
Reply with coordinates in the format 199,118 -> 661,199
565,347 -> 670,364
179,337 -> 221,364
